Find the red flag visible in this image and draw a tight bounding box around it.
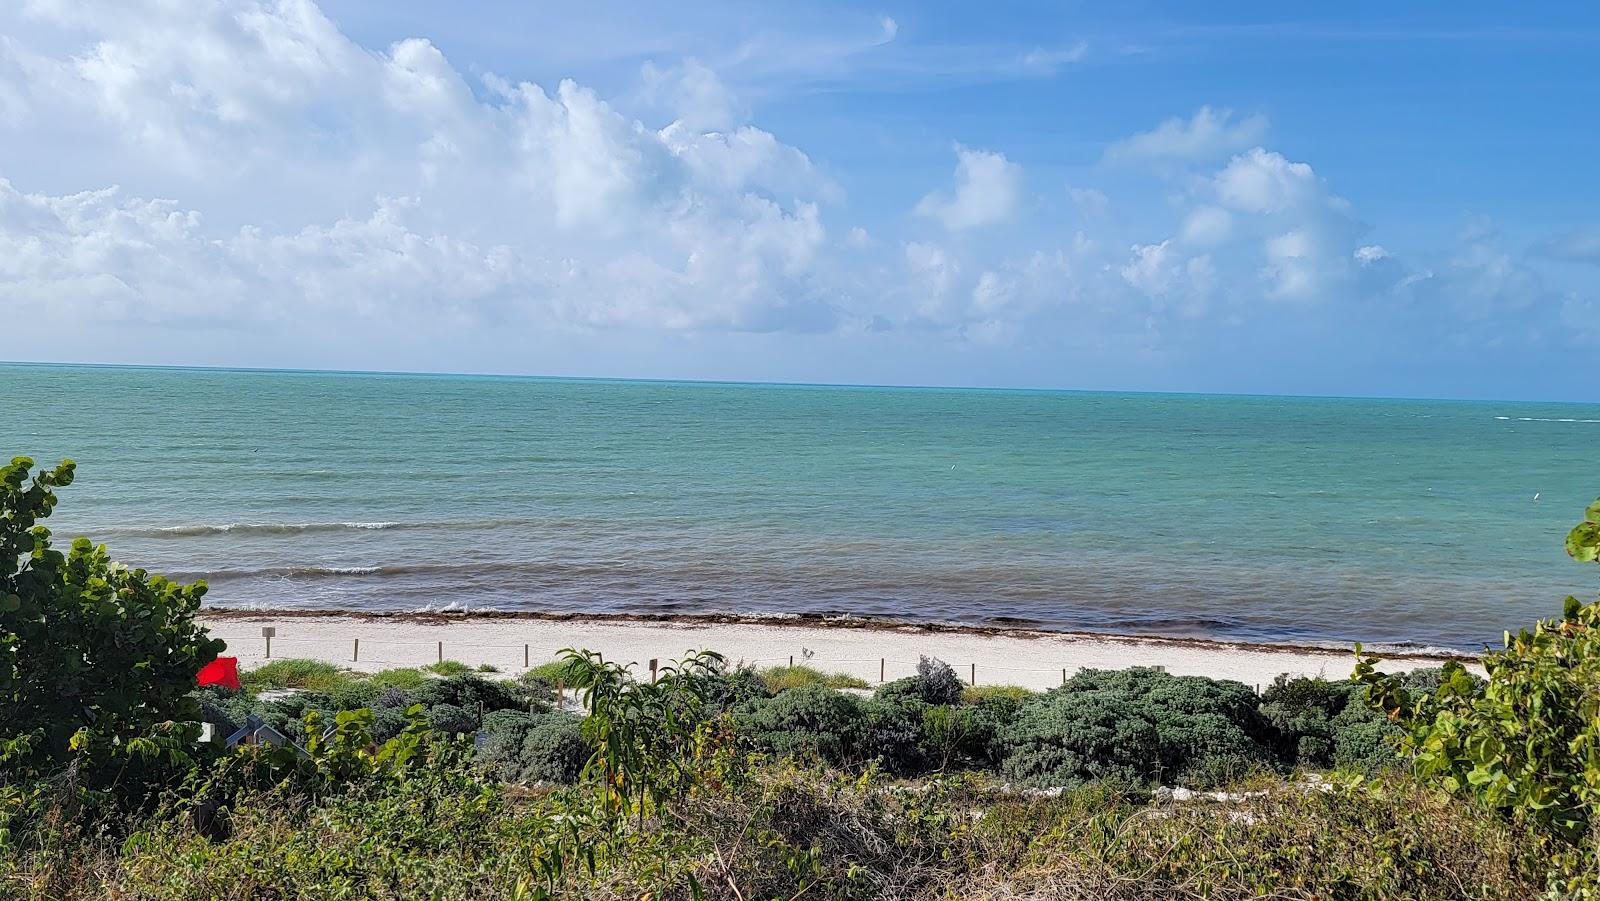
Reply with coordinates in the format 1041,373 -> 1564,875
196,657 -> 241,691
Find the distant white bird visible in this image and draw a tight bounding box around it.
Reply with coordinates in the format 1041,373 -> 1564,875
1534,492 -> 1541,501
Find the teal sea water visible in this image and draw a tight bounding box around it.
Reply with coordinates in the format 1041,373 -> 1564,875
4,363 -> 1597,650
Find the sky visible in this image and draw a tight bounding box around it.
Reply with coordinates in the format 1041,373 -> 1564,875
1,1 -> 1597,400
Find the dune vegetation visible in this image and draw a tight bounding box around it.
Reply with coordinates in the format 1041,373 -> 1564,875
3,457 -> 1597,899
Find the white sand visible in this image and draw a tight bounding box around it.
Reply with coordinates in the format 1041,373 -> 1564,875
199,613 -> 1473,690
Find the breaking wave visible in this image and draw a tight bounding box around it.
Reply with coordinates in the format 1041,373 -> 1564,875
101,518 -> 537,538
1494,416 -> 1600,424
123,521 -> 403,537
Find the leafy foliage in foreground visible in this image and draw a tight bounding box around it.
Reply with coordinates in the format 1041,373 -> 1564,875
3,722 -> 1547,900
0,636 -> 1569,900
2,457 -> 224,840
2,641 -> 1555,900
1356,496 -> 1600,897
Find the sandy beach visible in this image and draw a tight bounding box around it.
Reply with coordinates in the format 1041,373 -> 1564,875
198,611 -> 1475,690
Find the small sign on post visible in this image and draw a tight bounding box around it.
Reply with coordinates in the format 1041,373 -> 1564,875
261,626 -> 276,659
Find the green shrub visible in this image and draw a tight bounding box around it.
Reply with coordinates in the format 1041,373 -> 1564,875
874,657 -> 964,707
699,665 -> 772,716
999,667 -> 1273,788
757,664 -> 870,693
861,698 -> 928,775
373,686 -> 414,709
426,704 -> 477,735
6,754 -> 1544,900
1299,669 -> 1470,776
475,710 -> 538,778
1327,703 -> 1400,774
516,716 -> 589,784
1161,711 -> 1276,785
873,677 -> 922,705
1258,674 -> 1358,766
738,685 -> 865,764
258,692 -> 336,743
325,678 -> 383,711
367,706 -> 409,742
473,708 -> 588,783
1000,692 -> 1162,787
424,660 -> 473,677
412,674 -> 523,719
191,686 -> 254,738
968,693 -> 1027,766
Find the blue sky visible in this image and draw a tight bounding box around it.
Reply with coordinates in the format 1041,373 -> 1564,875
2,1 -> 1596,399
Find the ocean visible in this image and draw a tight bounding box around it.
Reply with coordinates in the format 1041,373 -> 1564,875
5,363 -> 1596,651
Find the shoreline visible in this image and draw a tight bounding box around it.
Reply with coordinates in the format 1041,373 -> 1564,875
199,608 -> 1480,690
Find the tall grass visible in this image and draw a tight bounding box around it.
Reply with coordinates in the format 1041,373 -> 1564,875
757,664 -> 870,692
238,658 -> 354,692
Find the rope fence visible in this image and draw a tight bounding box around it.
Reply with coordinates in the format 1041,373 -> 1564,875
205,630 -> 1259,692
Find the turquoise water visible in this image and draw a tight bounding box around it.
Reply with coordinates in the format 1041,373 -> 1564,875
4,363 -> 1597,650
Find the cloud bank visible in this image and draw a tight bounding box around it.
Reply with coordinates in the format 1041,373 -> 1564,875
0,0 -> 1591,397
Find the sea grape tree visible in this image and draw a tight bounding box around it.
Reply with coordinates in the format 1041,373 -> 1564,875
1,457 -> 224,809
1570,498 -> 1600,563
1355,497 -> 1600,893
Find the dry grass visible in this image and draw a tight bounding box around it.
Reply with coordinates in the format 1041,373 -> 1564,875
2,766 -> 1546,900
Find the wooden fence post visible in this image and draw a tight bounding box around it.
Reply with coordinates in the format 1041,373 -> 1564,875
880,658 -> 885,683
352,638 -> 359,663
524,644 -> 530,668
437,641 -> 443,664
970,663 -> 976,686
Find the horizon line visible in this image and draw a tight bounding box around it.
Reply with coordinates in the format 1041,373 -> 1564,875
1,358 -> 1592,407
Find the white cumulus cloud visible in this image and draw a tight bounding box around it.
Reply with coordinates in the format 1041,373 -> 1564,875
0,6 -> 1589,392
0,0 -> 845,339
1105,106 -> 1269,165
915,146 -> 1023,230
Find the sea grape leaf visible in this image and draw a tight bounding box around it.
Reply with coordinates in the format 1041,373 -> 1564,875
1567,519 -> 1600,564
